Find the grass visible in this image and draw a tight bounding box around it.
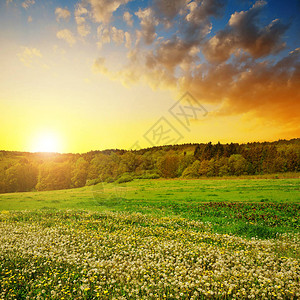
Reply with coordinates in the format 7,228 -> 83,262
0,210 -> 299,299
0,177 -> 299,239
0,177 -> 299,299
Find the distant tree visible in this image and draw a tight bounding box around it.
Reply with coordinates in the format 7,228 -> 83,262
218,157 -> 230,176
0,171 -> 5,193
5,163 -> 38,192
36,162 -> 71,191
194,144 -> 201,160
137,151 -> 156,173
201,142 -> 214,161
214,142 -> 224,158
228,154 -> 248,176
19,158 -> 29,164
87,153 -> 119,182
246,145 -> 264,174
178,154 -> 195,176
119,152 -> 142,174
207,158 -> 220,177
4,166 -> 19,192
224,143 -> 239,157
262,145 -> 278,173
157,151 -> 180,178
286,149 -> 300,172
0,138 -> 300,194
182,160 -> 201,178
71,157 -> 89,188
199,160 -> 210,176
273,156 -> 287,173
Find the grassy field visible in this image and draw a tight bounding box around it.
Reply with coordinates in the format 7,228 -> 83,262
0,177 -> 299,238
0,177 -> 299,299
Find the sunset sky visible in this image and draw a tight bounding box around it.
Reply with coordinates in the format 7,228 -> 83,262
0,0 -> 299,153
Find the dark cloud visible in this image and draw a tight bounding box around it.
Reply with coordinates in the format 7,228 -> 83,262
184,48 -> 300,128
146,36 -> 199,71
153,0 -> 187,20
92,0 -> 299,130
186,0 -> 226,24
180,0 -> 226,44
203,1 -> 289,62
135,7 -> 158,45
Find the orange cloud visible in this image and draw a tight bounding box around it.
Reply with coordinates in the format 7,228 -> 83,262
90,0 -> 298,134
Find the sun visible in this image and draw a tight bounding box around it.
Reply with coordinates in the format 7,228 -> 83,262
31,132 -> 62,153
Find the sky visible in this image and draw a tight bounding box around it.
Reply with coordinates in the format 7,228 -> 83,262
0,0 -> 299,153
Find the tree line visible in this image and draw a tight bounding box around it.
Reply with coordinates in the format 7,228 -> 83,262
0,138 -> 299,193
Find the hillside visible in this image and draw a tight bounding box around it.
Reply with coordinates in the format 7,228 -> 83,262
0,138 -> 299,194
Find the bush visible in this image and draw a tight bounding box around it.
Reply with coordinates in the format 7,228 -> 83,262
137,172 -> 160,179
105,177 -> 115,183
182,160 -> 201,178
85,178 -> 102,186
115,174 -> 134,184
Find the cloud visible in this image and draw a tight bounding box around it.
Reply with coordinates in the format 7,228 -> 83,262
91,1 -> 226,87
21,0 -> 35,9
17,47 -> 42,67
181,48 -> 300,129
179,0 -> 227,44
90,0 -> 298,130
97,25 -> 133,49
93,45 -> 178,90
186,0 -> 226,24
123,11 -> 133,27
55,7 -> 71,22
75,4 -> 91,37
111,26 -> 124,44
97,25 -> 111,48
203,1 -> 289,62
125,32 -> 131,48
135,8 -> 158,45
101,0 -> 225,84
153,0 -> 187,20
56,29 -> 76,46
93,57 -> 108,74
77,23 -> 91,37
87,0 -> 132,23
146,36 -> 199,72
94,44 -> 299,130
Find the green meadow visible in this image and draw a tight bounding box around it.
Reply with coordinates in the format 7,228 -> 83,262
1,177 -> 300,299
1,177 -> 299,209
0,177 -> 299,239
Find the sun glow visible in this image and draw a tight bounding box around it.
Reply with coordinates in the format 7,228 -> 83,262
31,132 -> 62,153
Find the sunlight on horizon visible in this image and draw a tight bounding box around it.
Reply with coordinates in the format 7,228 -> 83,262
0,0 -> 299,152
30,132 -> 62,153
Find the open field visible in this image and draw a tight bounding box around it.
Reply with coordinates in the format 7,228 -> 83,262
1,177 -> 300,209
0,177 -> 300,299
0,210 -> 300,299
0,177 -> 299,238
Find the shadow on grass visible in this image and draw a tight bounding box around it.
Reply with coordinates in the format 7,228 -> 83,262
233,223 -> 277,239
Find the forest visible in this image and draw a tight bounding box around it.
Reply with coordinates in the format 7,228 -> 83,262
0,138 -> 299,193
